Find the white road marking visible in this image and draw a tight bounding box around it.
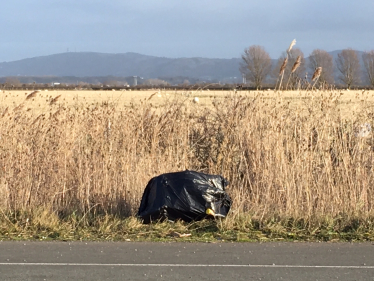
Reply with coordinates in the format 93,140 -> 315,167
0,263 -> 374,269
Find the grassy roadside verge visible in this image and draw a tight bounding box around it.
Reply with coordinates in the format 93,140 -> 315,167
2,211 -> 374,242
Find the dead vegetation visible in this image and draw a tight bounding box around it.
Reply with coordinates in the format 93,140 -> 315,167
1,89 -> 374,241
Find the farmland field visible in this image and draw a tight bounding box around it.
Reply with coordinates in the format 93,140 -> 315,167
1,88 -> 374,241
1,89 -> 374,110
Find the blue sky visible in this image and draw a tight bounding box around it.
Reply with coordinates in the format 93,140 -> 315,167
1,0 -> 373,61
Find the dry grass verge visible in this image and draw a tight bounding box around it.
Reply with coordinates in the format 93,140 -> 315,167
1,89 -> 374,241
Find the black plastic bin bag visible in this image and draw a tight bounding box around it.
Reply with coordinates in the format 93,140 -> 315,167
137,170 -> 232,223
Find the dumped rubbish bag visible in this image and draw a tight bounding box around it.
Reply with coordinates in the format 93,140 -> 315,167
137,170 -> 232,223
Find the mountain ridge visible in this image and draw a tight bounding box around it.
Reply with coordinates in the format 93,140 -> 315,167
0,50 -> 367,83
0,52 -> 242,80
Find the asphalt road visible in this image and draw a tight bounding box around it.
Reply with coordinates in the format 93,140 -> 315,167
1,241 -> 374,281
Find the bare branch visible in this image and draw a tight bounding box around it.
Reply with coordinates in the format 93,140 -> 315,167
362,50 -> 374,87
308,49 -> 334,87
240,45 -> 272,89
335,48 -> 360,89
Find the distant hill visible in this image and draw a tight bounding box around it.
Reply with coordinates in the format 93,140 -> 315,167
0,52 -> 242,81
0,50 -> 368,85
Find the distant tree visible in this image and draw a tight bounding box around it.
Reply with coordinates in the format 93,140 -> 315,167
240,45 -> 272,89
103,80 -> 125,87
362,50 -> 374,87
336,48 -> 360,89
5,77 -> 21,87
273,48 -> 306,89
77,81 -> 89,89
308,49 -> 334,87
144,79 -> 169,86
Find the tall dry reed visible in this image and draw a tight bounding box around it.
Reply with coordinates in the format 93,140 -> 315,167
1,90 -> 374,228
286,55 -> 301,90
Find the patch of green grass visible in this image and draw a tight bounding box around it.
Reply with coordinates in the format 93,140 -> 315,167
1,210 -> 374,242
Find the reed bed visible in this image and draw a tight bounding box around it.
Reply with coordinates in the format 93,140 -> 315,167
1,89 -> 374,239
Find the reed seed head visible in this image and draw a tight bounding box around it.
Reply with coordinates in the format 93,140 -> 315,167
291,56 -> 301,73
50,95 -> 61,105
312,67 -> 322,81
26,91 -> 39,100
279,57 -> 288,75
287,39 -> 296,54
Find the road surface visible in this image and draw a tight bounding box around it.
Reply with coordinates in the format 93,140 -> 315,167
1,241 -> 374,280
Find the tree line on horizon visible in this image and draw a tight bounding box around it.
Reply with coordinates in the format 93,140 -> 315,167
240,41 -> 374,90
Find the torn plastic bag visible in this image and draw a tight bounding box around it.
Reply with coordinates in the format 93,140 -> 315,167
137,170 -> 232,223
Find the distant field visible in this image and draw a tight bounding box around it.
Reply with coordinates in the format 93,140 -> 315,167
2,89 -> 374,113
0,89 -> 219,111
